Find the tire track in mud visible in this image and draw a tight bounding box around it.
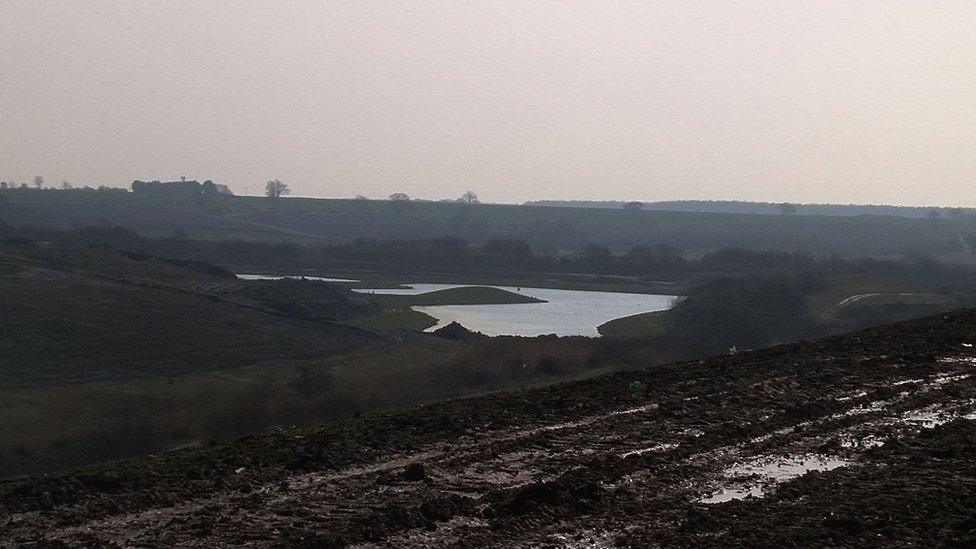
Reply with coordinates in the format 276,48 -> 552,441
31,355 -> 976,547
38,402 -> 666,545
379,357 -> 976,547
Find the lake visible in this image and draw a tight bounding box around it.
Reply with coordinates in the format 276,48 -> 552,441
354,283 -> 678,337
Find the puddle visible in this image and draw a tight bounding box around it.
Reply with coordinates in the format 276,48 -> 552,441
902,408 -> 948,429
836,390 -> 868,402
840,434 -> 886,449
898,400 -> 976,429
700,486 -> 764,504
731,454 -> 849,480
620,442 -> 679,458
699,454 -> 849,504
548,528 -> 617,548
534,403 -> 658,434
940,356 -> 976,365
891,378 -> 923,386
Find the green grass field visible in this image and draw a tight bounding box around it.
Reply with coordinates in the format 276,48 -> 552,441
597,310 -> 671,338
348,308 -> 439,331
371,286 -> 544,307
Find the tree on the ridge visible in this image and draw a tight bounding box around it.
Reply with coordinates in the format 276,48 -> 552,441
265,179 -> 290,199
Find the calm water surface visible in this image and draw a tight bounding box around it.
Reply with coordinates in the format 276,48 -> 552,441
354,283 -> 678,337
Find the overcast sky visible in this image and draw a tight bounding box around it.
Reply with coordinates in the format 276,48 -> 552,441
2,1 -> 975,205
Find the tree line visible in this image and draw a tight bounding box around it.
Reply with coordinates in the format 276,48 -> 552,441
10,225 -> 976,293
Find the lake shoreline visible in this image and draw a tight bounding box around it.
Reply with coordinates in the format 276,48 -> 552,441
356,282 -> 678,337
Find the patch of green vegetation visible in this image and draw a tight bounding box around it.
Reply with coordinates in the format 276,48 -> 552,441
372,286 -> 544,308
627,380 -> 646,398
598,310 -> 671,338
349,309 -> 439,331
349,287 -> 543,331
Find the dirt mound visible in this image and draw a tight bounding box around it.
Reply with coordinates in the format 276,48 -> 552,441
494,473 -> 605,516
432,321 -> 485,341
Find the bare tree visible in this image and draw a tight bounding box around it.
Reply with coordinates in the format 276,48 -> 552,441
459,191 -> 479,204
389,192 -> 410,201
354,194 -> 368,200
33,176 -> 44,189
61,180 -> 72,190
265,179 -> 290,199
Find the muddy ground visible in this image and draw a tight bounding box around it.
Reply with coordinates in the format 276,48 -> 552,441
4,310 -> 976,547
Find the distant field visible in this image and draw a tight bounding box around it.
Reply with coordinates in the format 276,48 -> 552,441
3,189 -> 975,258
349,286 -> 544,331
526,199 -> 972,219
371,286 -> 544,307
348,308 -> 438,331
805,273 -> 953,320
597,310 -> 671,338
309,271 -> 680,295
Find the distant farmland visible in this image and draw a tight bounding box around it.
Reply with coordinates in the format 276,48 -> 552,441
2,189 -> 975,259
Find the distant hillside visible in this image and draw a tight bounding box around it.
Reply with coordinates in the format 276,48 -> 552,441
0,236 -> 630,477
525,199 -> 973,219
0,238 -> 377,389
3,188 -> 976,258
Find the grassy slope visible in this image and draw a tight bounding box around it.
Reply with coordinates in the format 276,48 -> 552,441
805,272 -> 959,322
350,287 -> 543,331
3,189 -> 974,257
348,309 -> 439,331
0,239 -> 643,476
0,338 -> 464,475
597,271 -> 960,339
371,286 -> 544,307
597,310 -> 671,338
0,241 -> 376,389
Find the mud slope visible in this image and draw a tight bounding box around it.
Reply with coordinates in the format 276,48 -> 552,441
5,310 -> 976,546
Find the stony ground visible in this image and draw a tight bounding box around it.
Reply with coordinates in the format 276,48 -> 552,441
4,311 -> 976,547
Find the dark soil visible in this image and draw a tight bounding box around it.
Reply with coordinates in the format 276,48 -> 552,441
4,309 -> 976,546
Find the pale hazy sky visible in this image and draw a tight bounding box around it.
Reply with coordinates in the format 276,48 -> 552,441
2,1 -> 975,205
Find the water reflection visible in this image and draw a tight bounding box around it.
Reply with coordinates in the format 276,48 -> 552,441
355,283 -> 677,337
